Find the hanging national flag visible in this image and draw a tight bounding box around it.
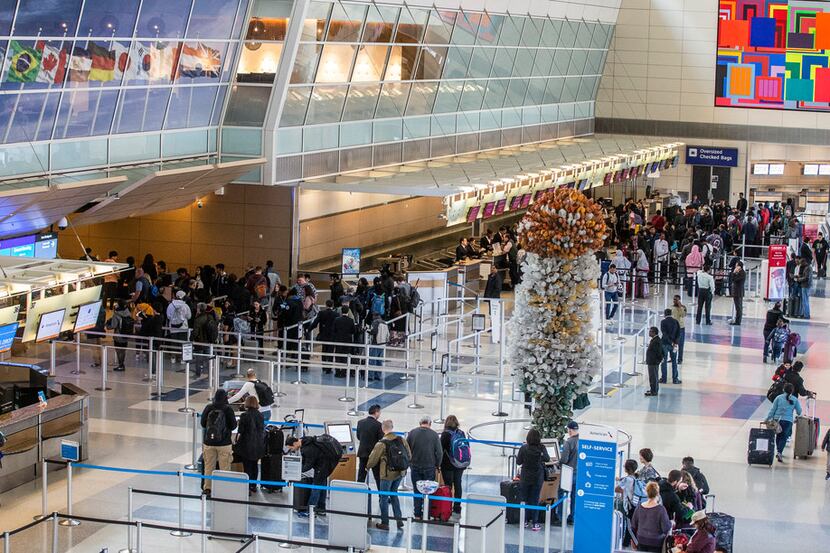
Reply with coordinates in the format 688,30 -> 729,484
68,47 -> 92,82
6,41 -> 42,83
88,42 -> 116,81
178,43 -> 221,78
112,42 -> 130,80
149,42 -> 181,81
36,44 -> 68,84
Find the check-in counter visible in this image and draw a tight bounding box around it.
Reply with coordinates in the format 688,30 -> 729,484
407,267 -> 458,317
0,382 -> 88,493
455,260 -> 482,296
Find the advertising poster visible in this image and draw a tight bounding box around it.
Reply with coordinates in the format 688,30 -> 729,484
767,244 -> 788,301
341,248 -> 361,275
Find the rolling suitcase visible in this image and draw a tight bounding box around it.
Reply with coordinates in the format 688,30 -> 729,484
429,485 -> 453,521
794,397 -> 819,459
747,426 -> 775,466
293,477 -> 312,511
500,480 -> 522,524
704,495 -> 734,553
261,425 -> 285,491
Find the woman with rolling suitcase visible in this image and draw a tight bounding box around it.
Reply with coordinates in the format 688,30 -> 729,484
766,383 -> 802,463
516,429 -> 550,531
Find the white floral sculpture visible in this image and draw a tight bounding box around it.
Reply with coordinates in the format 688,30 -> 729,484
507,188 -> 606,439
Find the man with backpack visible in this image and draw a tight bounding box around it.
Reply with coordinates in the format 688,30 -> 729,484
228,368 -> 275,421
367,419 -> 412,530
192,303 -> 218,377
559,421 -> 580,524
107,300 -> 134,372
200,389 -> 237,496
166,290 -> 192,343
285,433 -> 343,516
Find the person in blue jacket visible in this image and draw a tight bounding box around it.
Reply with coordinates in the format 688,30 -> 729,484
767,383 -> 802,463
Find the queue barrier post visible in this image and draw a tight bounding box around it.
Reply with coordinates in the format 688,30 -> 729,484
51,513 -> 58,553
479,524 -> 487,553
59,462 -> 80,527
3,530 -> 9,553
170,471 -> 192,537
178,361 -> 194,414
254,534 -> 260,553
405,516 -> 413,553
407,363 -> 423,410
616,280 -> 626,342
543,504 -> 551,553
347,358 -> 363,417
49,340 -> 56,377
452,522 -> 460,552
200,493 -> 207,553
421,495 -> 430,553
434,369 -> 446,424
235,332 -> 243,379
72,332 -> 85,375
560,493 -> 569,553
274,350 -> 286,397
136,521 -> 143,553
518,502 -> 525,553
309,505 -> 316,545
122,487 -> 135,553
156,349 -> 164,399
339,356 -> 354,403
185,411 -> 199,471
278,483 -> 300,549
36,459 -> 48,520
95,346 -> 111,391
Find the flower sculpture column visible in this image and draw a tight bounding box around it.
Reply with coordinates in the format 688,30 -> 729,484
507,188 -> 607,439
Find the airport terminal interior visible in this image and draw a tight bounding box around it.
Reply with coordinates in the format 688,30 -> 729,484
0,0 -> 829,552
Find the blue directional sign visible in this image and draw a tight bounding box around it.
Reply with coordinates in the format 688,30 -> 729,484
685,146 -> 739,167
573,425 -> 618,553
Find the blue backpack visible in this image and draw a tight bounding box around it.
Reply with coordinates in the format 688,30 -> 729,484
370,293 -> 386,316
449,429 -> 471,468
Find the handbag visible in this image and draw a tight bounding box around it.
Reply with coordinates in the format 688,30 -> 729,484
543,463 -> 558,481
763,418 -> 782,434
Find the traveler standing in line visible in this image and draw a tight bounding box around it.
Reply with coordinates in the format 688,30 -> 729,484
729,260 -> 746,325
659,310 -> 681,385
683,244 -> 704,297
645,327 -> 663,397
367,313 -> 389,381
638,448 -> 660,482
762,301 -> 784,363
329,273 -> 345,307
695,264 -> 715,325
483,264 -> 502,299
406,416 -> 443,519
440,415 -> 470,516
200,389 -> 238,496
192,303 -> 218,378
680,457 -> 710,496
311,300 -> 338,373
108,300 -> 133,372
141,253 -> 158,282
167,290 -> 192,343
357,404 -> 384,514
559,420 -> 579,524
670,295 -> 688,364
813,232 -> 828,277
681,511 -> 717,553
601,263 -> 621,320
767,383 -> 802,463
516,429 -> 551,531
130,267 -> 151,304
367,419 -> 412,530
332,306 -> 357,377
235,395 -> 265,494
796,256 -> 813,319
102,250 -> 120,309
250,300 -> 268,357
630,482 -> 671,552
284,434 -> 342,516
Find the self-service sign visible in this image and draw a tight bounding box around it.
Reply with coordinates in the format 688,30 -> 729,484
573,425 -> 618,553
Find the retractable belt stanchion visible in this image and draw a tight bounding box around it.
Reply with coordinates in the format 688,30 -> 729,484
234,332 -> 243,379
156,349 -> 164,398
348,357 -> 363,417
170,471 -> 192,537
421,496 -> 430,553
407,362 -> 423,409
49,340 -> 56,376
339,355 -> 354,403
493,301 -> 507,417
185,411 -> 199,471
72,332 -> 85,375
278,483 -> 299,549
36,459 -> 48,520
274,350 -> 285,397
51,513 -> 58,553
3,530 -> 8,553
616,280 -> 626,342
59,462 -> 80,527
200,494 -> 207,553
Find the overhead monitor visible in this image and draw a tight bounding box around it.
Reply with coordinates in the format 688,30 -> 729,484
509,196 -> 522,210
325,422 -> 354,445
465,205 -> 480,223
35,233 -> 58,259
482,201 -> 496,218
768,163 -> 785,176
521,193 -> 532,207
752,163 -> 769,175
73,301 -> 102,332
494,198 -> 507,215
820,164 -> 830,176
603,172 -> 612,185
803,164 -> 819,176
36,309 -> 66,342
578,179 -> 590,191
0,321 -> 19,353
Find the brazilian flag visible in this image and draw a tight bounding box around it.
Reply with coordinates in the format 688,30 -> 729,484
7,41 -> 41,83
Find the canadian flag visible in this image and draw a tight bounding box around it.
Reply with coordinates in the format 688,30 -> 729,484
36,44 -> 67,84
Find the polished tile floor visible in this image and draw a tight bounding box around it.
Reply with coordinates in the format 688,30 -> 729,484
2,278 -> 829,553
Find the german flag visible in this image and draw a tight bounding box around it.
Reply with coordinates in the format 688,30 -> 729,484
88,42 -> 115,81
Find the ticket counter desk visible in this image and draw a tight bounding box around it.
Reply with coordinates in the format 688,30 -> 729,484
455,259 -> 482,296
0,367 -> 88,493
407,267 -> 459,317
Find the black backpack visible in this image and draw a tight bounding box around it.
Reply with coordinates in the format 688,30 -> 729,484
205,408 -> 230,444
314,434 -> 344,471
383,436 -> 410,472
120,315 -> 135,335
254,380 -> 275,408
766,379 -> 786,403
265,425 -> 284,455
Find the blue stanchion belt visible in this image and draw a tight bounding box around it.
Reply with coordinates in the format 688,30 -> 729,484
71,462 -> 563,511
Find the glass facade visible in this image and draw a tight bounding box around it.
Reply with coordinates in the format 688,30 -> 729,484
0,0 -> 249,177
273,1 -> 612,160
0,0 -> 614,185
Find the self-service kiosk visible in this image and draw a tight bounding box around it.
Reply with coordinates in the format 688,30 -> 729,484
325,420 -> 357,482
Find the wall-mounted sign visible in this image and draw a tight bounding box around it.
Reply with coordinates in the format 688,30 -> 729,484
685,146 -> 739,167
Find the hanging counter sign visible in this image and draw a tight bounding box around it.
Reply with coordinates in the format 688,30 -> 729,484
573,425 -> 618,553
685,146 -> 739,167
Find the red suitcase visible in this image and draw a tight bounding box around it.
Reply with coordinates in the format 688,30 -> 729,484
429,485 -> 453,521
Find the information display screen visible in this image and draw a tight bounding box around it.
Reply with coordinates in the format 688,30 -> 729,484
482,201 -> 496,218
36,309 -> 66,342
768,163 -> 785,175
753,163 -> 770,175
73,301 -> 102,332
0,233 -> 58,259
326,423 -> 353,445
509,196 -> 522,210
494,198 -> 507,215
0,322 -> 19,353
466,205 -> 480,222
804,164 -> 819,175
521,193 -> 532,207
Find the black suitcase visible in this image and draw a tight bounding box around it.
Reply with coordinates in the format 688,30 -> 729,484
787,294 -> 801,317
705,495 -> 734,553
500,480 -> 522,524
261,454 -> 284,492
747,426 -> 775,466
293,477 -> 312,511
